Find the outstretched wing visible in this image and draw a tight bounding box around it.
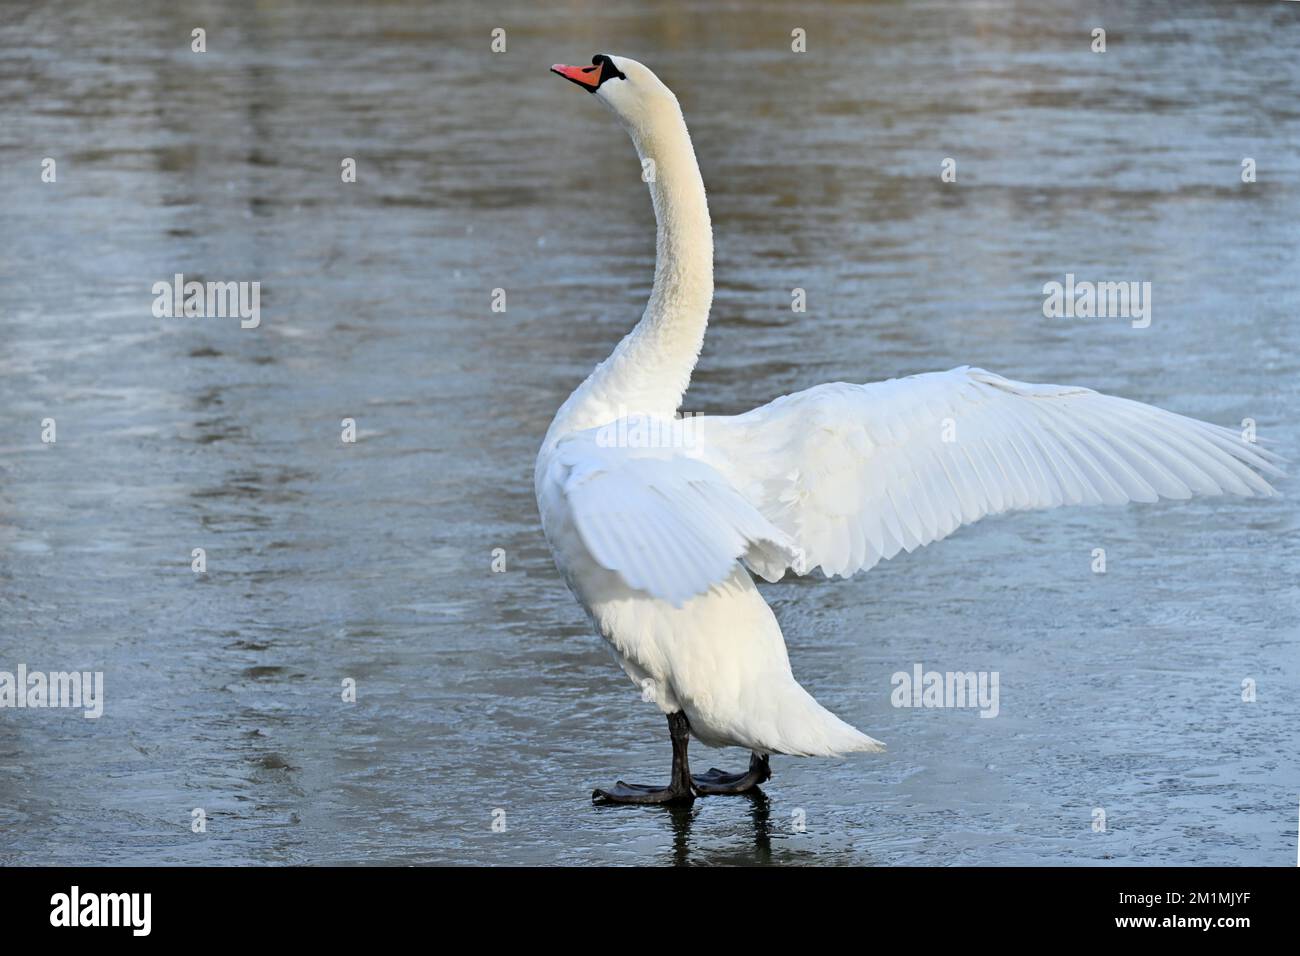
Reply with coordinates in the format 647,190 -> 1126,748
547,428 -> 804,606
697,367 -> 1284,579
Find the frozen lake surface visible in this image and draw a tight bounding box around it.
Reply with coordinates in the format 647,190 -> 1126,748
1,0 -> 1297,865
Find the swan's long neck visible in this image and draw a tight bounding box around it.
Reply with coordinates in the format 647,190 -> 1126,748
545,99 -> 713,442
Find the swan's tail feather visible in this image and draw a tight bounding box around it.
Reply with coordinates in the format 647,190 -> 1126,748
744,679 -> 885,757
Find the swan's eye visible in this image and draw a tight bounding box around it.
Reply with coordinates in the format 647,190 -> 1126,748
591,54 -> 627,85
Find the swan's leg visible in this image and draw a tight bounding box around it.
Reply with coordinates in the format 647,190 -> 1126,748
692,752 -> 771,795
592,711 -> 695,805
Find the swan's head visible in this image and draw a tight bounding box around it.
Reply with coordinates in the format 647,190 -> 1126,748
550,54 -> 680,135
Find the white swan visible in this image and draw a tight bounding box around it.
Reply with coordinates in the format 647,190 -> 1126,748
536,54 -> 1283,804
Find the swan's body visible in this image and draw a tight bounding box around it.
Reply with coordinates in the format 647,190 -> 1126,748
536,55 -> 1282,801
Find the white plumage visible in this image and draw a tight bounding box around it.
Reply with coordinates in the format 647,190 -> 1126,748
695,367 -> 1281,583
536,55 -> 1282,767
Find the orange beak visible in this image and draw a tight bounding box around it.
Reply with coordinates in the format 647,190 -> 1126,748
551,62 -> 603,92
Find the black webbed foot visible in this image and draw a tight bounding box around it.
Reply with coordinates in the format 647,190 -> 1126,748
691,753 -> 771,795
592,711 -> 696,806
592,780 -> 695,805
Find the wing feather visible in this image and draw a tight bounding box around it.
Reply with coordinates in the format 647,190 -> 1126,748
550,430 -> 802,605
695,367 -> 1283,579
